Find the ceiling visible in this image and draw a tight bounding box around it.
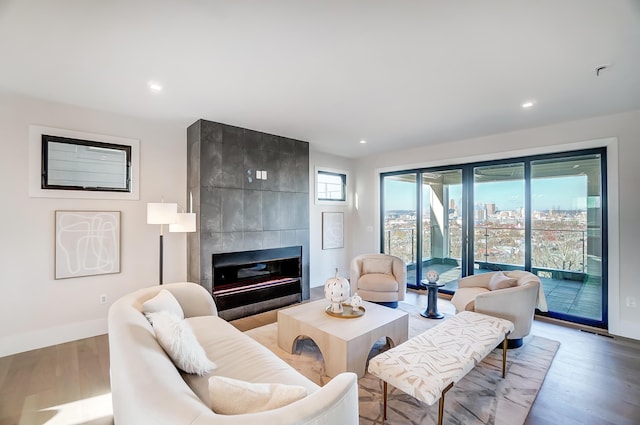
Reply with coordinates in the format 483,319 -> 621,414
1,1 -> 639,158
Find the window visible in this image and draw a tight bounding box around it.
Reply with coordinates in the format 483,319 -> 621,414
316,168 -> 347,204
380,148 -> 608,329
28,125 -> 140,200
42,134 -> 131,192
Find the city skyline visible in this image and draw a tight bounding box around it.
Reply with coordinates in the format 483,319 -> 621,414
385,175 -> 588,212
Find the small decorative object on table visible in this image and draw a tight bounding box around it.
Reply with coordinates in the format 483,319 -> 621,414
349,293 -> 363,311
421,269 -> 445,319
426,270 -> 439,284
324,268 -> 350,314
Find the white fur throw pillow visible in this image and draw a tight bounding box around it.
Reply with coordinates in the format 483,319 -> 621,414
488,271 -> 518,291
208,376 -> 307,414
146,311 -> 216,375
142,289 -> 185,319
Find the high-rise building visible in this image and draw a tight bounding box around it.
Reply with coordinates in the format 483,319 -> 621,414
485,203 -> 496,215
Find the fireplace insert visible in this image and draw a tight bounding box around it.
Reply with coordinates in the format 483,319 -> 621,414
212,246 -> 302,320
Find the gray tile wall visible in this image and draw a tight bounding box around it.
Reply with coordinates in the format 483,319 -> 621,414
186,119 -> 310,300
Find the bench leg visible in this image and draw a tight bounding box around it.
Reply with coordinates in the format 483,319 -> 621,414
502,335 -> 508,378
383,381 -> 387,421
438,382 -> 454,425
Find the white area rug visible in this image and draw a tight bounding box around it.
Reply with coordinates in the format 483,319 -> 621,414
244,304 -> 559,425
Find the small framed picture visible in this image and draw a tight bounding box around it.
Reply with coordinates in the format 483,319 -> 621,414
322,212 -> 344,250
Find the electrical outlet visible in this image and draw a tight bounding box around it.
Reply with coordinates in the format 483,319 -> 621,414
626,296 -> 637,308
100,294 -> 107,305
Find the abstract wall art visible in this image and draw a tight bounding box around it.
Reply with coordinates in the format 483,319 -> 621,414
55,210 -> 121,279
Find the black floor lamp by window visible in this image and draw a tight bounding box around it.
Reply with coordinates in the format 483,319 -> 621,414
147,201 -> 178,285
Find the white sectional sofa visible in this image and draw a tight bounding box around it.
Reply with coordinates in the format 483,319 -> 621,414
108,282 -> 359,425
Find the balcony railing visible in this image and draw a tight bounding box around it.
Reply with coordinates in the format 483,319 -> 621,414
384,226 -> 587,274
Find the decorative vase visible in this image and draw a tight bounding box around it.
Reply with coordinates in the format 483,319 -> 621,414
324,268 -> 350,314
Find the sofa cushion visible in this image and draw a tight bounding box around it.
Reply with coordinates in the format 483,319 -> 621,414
357,273 -> 399,292
142,289 -> 185,319
209,376 -> 307,414
182,316 -> 319,405
450,287 -> 490,312
147,311 -> 216,375
362,258 -> 393,275
488,272 -> 518,291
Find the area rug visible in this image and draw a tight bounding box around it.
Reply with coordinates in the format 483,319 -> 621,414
244,304 -> 559,425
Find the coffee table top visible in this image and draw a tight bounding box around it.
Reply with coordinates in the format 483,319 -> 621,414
278,298 -> 408,341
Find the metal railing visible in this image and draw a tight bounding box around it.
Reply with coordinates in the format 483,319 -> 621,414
385,226 -> 587,273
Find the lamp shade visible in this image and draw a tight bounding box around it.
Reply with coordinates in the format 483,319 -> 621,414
169,212 -> 196,233
147,203 -> 178,224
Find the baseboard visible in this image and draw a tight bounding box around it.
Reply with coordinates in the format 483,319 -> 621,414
608,318 -> 640,341
0,318 -> 107,357
533,314 -> 610,336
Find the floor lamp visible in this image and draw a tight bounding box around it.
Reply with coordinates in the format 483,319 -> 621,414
170,201 -> 197,282
170,210 -> 196,233
147,202 -> 178,285
170,193 -> 197,234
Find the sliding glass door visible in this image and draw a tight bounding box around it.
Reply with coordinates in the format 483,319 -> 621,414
382,173 -> 418,281
420,170 -> 463,290
381,169 -> 464,290
473,163 -> 525,272
530,153 -> 605,323
380,148 -> 607,328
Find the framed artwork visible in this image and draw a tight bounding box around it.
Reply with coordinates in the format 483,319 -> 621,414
322,212 -> 344,249
55,210 -> 121,279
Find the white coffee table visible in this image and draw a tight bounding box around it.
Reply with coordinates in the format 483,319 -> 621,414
277,299 -> 409,378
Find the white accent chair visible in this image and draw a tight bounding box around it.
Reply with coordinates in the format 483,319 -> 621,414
450,270 -> 548,347
350,254 -> 406,308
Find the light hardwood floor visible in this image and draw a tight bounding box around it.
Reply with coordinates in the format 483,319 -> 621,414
1,288 -> 639,425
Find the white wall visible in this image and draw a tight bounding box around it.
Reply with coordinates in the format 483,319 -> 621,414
0,92 -> 189,356
308,151 -> 355,287
351,109 -> 640,341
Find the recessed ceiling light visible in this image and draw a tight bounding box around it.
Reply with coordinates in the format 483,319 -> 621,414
359,140 -> 367,144
521,101 -> 535,109
148,81 -> 163,92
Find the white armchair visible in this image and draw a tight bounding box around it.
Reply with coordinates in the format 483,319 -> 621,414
450,270 -> 548,347
350,253 -> 406,308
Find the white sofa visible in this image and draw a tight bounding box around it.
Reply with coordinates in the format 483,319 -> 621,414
108,282 -> 359,425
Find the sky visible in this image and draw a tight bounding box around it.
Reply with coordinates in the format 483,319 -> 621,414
385,175 -> 589,212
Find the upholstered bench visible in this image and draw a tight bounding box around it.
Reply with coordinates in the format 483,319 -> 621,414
368,311 -> 515,425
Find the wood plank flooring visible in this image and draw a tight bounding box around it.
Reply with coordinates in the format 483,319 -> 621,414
1,288 -> 638,425
0,334 -> 111,425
